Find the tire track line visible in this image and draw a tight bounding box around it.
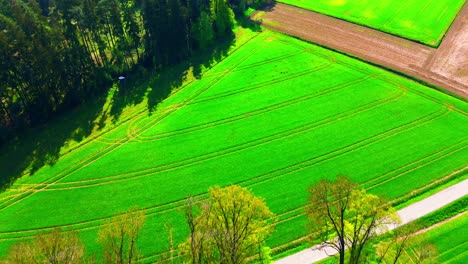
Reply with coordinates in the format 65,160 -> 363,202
134,69 -> 363,143
0,34 -> 269,211
37,84 -> 404,190
10,31 -> 264,178
0,134 -> 464,242
185,63 -> 331,107
237,105 -> 451,189
0,85 -> 409,238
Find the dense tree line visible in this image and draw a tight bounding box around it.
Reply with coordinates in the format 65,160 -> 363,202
0,0 -> 266,143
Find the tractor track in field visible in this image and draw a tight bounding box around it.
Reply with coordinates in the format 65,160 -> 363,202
100,38 -> 465,147
123,41 -> 339,142
8,85 -> 458,207
117,39 -> 468,145
0,158 -> 464,243
12,82 -> 466,193
2,166 -> 466,264
1,27 -> 466,257
252,2 -> 468,97
361,139 -> 468,189
274,37 -> 466,112
183,63 -> 330,107
0,34 -> 269,211
20,112 -> 467,195
128,64 -> 334,142
131,68 -> 360,142
0,87 -> 410,220
15,83 -> 406,192
2,165 -> 465,264
7,31 -> 265,180
1,42 -> 465,248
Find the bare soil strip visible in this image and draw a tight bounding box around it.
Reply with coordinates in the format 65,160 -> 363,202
252,2 -> 468,97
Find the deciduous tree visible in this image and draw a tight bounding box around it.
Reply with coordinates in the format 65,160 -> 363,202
4,228 -> 85,264
179,185 -> 275,264
98,208 -> 146,264
307,176 -> 399,264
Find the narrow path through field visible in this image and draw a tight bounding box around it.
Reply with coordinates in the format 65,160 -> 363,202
275,179 -> 468,264
252,2 -> 468,97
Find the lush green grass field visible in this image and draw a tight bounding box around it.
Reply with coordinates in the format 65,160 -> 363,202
410,213 -> 468,263
278,0 -> 466,46
0,30 -> 467,261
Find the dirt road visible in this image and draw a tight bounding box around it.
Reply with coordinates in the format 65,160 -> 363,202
275,179 -> 468,264
252,2 -> 468,97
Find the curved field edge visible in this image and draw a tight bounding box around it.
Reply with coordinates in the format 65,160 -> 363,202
0,30 -> 466,261
277,0 -> 466,47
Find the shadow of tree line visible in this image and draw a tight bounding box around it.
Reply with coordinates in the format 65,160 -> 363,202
0,24 -> 261,191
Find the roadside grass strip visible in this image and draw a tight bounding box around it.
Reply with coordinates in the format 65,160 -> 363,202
278,0 -> 466,46
409,213 -> 468,263
0,31 -> 466,259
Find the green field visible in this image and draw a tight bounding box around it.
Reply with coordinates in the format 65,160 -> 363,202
0,31 -> 467,261
410,213 -> 468,263
278,0 -> 466,46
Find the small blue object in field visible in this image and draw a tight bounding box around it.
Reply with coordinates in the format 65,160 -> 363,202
119,76 -> 126,87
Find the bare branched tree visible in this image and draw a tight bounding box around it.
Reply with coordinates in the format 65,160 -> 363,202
98,208 -> 146,264
4,228 -> 85,264
307,176 -> 399,264
179,185 -> 275,264
376,224 -> 417,264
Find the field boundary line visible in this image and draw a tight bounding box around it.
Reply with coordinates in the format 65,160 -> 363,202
253,2 -> 468,97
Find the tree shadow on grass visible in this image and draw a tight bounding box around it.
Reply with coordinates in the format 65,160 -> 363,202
0,93 -> 106,191
146,32 -> 236,113
0,25 -> 247,192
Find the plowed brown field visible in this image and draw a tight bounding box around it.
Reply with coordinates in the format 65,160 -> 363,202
252,2 -> 468,97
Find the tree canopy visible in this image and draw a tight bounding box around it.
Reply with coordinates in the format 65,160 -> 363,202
98,208 -> 146,264
179,185 -> 275,264
307,176 -> 399,264
4,228 -> 85,264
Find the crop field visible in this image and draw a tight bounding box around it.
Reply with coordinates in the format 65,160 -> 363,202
278,0 -> 466,46
0,31 -> 467,261
410,213 -> 468,263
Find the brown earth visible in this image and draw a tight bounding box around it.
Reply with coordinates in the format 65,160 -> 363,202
252,2 -> 468,98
